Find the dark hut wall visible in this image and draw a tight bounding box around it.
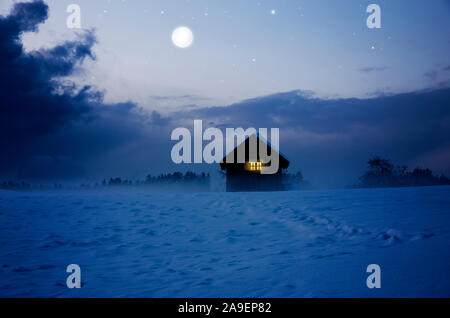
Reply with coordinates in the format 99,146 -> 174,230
225,168 -> 284,192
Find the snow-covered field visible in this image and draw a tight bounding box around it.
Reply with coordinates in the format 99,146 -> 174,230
0,186 -> 449,297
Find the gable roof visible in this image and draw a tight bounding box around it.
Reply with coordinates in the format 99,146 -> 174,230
220,133 -> 290,170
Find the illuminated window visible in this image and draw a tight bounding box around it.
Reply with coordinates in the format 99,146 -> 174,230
248,161 -> 262,171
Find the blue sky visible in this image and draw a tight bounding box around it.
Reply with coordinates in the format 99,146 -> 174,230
2,0 -> 449,110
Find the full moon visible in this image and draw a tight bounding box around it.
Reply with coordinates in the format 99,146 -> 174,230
171,26 -> 194,48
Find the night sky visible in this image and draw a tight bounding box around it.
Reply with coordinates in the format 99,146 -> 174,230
1,0 -> 449,187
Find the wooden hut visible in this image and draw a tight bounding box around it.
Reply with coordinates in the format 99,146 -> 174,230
220,133 -> 289,192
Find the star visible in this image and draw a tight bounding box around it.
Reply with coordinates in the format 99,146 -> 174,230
271,10 -> 276,15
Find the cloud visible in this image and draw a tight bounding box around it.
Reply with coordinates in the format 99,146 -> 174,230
0,1 -> 164,179
424,70 -> 438,81
358,66 -> 388,73
177,88 -> 450,187
150,94 -> 210,102
423,66 -> 450,84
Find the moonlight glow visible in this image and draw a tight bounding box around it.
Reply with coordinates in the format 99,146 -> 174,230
171,26 -> 194,48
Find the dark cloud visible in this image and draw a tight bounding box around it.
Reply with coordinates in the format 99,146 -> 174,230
0,1 -> 162,179
150,110 -> 171,126
178,88 -> 450,187
358,66 -> 388,73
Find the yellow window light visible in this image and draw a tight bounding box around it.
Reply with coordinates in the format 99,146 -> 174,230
248,161 -> 262,171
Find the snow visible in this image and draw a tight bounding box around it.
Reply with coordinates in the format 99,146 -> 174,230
0,186 -> 449,297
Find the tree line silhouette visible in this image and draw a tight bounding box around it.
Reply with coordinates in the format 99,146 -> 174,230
103,171 -> 210,187
0,171 -> 210,190
359,156 -> 450,188
2,162 -> 449,191
0,181 -> 63,190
